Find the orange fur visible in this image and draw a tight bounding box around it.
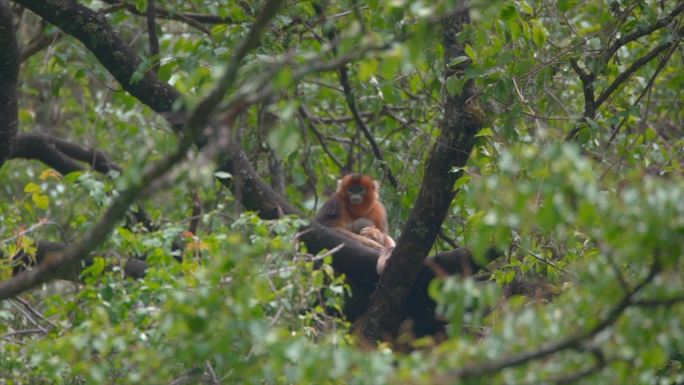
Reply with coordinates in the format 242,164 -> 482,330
315,174 -> 389,234
315,174 -> 396,274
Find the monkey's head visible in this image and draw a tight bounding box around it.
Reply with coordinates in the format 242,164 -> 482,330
337,174 -> 379,206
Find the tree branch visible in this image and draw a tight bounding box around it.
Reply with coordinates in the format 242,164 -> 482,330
595,33 -> 681,110
13,0 -> 180,114
0,134 -> 194,299
10,132 -> 121,175
311,3 -> 398,187
99,0 -> 235,25
437,263 -> 659,381
356,5 -> 484,342
20,29 -> 62,62
565,59 -> 597,141
604,40 -> 679,146
602,3 -> 684,62
570,59 -> 596,117
10,0 -> 492,336
565,17 -> 683,141
0,0 -> 281,300
549,349 -> 606,385
633,294 -> 684,307
146,0 -> 160,74
298,106 -> 344,172
337,65 -> 399,188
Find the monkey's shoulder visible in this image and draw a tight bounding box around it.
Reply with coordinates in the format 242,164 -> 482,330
315,196 -> 347,224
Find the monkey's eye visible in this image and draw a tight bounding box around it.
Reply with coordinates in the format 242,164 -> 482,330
347,186 -> 366,195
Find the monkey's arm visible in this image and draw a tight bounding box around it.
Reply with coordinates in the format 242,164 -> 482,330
332,228 -> 385,249
314,196 -> 347,228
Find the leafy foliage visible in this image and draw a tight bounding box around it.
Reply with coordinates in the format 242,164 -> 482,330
1,0 -> 683,384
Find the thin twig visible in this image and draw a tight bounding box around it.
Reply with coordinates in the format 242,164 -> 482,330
0,0 -> 283,300
298,106 -> 344,171
146,0 -> 160,74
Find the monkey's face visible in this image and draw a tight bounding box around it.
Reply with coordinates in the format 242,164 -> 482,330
346,184 -> 367,205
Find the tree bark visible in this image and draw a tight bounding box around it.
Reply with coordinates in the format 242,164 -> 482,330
0,0 -> 20,168
356,5 -> 484,342
10,132 -> 121,175
12,0 -> 180,114
6,0 -> 494,336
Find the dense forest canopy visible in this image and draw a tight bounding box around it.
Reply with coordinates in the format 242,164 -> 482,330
0,0 -> 683,384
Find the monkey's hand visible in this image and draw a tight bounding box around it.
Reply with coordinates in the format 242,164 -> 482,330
359,226 -> 385,244
360,227 -> 396,274
360,227 -> 396,249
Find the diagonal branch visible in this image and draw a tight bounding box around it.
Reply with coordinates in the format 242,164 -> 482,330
356,5 -> 484,342
337,66 -> 399,188
298,106 -> 344,171
437,263 -> 660,381
0,0 -> 282,300
99,0 -> 235,25
633,294 -> 684,307
595,31 -> 682,110
20,29 -> 62,62
0,132 -> 194,299
11,0 -> 482,335
602,3 -> 684,62
565,11 -> 683,141
13,0 -> 180,114
312,4 -> 398,187
566,27 -> 682,141
604,40 -> 680,146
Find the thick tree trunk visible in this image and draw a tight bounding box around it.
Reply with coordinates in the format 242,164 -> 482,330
0,0 -> 20,168
356,5 -> 485,342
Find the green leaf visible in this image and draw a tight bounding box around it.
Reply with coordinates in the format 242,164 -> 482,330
446,76 -> 465,96
272,67 -> 292,89
557,0 -> 578,12
447,56 -> 472,69
358,60 -> 378,81
51,76 -> 64,97
508,19 -> 521,41
267,123 -> 301,159
24,182 -> 41,193
157,62 -> 174,82
135,0 -> 148,12
476,127 -> 494,137
500,4 -> 518,20
82,257 -> 106,280
519,0 -> 534,14
18,108 -> 34,123
532,22 -> 547,47
32,193 -> 49,209
454,174 -> 472,190
464,44 -> 477,61
130,69 -> 144,84
23,201 -> 34,216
